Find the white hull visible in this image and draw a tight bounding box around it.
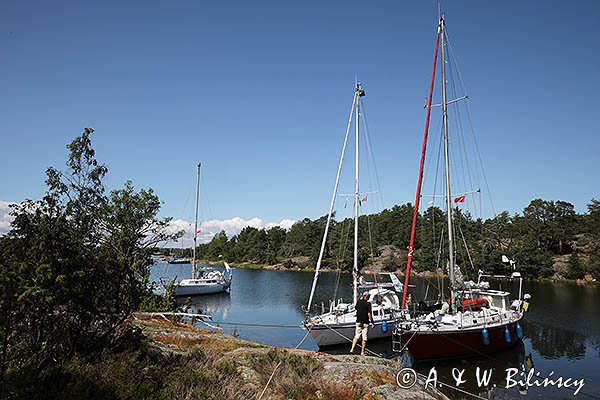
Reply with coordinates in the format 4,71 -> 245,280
308,320 -> 396,347
305,288 -> 401,347
174,282 -> 230,296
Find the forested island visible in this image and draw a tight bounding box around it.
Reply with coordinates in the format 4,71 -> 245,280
190,199 -> 600,282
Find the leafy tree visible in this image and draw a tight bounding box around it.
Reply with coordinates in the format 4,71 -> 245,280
99,180 -> 178,319
281,217 -> 326,263
564,252 -> 584,280
0,129 -> 178,398
588,199 -> 600,239
522,199 -> 576,254
383,253 -> 401,272
232,227 -> 268,263
201,230 -> 229,261
589,254 -> 600,281
479,211 -> 515,274
265,226 -> 286,264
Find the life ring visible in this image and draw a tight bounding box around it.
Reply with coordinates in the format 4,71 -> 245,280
458,297 -> 489,311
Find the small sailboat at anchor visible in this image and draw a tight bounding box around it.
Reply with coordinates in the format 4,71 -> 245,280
394,15 -> 530,360
174,163 -> 232,296
302,83 -> 402,347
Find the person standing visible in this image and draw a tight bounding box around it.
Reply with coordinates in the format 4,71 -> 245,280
350,292 -> 375,356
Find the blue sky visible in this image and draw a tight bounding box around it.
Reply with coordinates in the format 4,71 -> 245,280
1,1 -> 598,239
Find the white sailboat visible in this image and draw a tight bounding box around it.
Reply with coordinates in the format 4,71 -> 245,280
174,163 -> 232,296
302,84 -> 401,347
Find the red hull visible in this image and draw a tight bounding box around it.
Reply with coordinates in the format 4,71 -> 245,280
401,321 -> 521,360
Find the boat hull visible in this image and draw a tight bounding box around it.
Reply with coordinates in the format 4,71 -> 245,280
309,320 -> 396,347
174,283 -> 230,296
401,320 -> 522,360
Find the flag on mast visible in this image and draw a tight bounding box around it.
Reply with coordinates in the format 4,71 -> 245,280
454,195 -> 466,203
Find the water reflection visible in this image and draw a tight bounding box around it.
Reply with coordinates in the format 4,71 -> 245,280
180,292 -> 232,320
413,341 -> 527,400
524,319 -> 586,360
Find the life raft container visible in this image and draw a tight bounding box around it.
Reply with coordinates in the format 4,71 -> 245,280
458,297 -> 489,311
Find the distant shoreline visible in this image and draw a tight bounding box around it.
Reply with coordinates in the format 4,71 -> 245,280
155,258 -> 598,285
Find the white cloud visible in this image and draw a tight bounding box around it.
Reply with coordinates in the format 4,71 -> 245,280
1,199 -> 294,247
0,201 -> 16,235
266,219 -> 295,230
163,216 -> 296,247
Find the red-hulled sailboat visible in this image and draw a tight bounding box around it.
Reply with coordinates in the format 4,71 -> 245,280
394,15 -> 530,360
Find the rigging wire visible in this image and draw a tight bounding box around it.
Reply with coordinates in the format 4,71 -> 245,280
444,28 -> 497,218
436,227 -> 445,300
358,101 -> 383,279
175,171 -> 197,249
359,101 -> 385,210
459,224 -> 476,272
431,116 -> 444,268
199,165 -> 215,226
425,26 -> 484,279
333,215 -> 352,303
421,113 -> 444,192
443,31 -> 480,220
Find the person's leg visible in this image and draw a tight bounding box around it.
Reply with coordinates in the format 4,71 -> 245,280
351,323 -> 361,353
360,326 -> 368,355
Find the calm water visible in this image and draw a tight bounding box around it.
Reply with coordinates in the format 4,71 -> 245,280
151,263 -> 600,399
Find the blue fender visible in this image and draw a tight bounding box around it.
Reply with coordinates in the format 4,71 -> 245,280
482,328 -> 490,346
516,323 -> 524,339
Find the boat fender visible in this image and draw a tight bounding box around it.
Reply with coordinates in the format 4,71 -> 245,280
523,294 -> 531,312
481,328 -> 490,346
525,353 -> 534,369
505,326 -> 511,343
381,320 -> 388,333
516,323 -> 524,339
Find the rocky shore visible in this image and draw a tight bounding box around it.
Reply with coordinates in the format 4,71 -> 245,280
133,314 -> 448,400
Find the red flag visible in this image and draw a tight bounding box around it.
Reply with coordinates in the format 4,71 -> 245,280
454,195 -> 466,203
196,229 -> 202,234
361,195 -> 368,202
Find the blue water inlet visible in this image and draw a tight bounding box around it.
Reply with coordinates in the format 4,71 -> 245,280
481,328 -> 490,346
381,320 -> 388,333
505,326 -> 511,343
516,323 -> 524,339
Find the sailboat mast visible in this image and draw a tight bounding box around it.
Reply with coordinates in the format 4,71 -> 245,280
306,92 -> 356,314
192,163 -> 201,279
440,17 -> 456,311
401,19 -> 442,310
353,83 -> 362,305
